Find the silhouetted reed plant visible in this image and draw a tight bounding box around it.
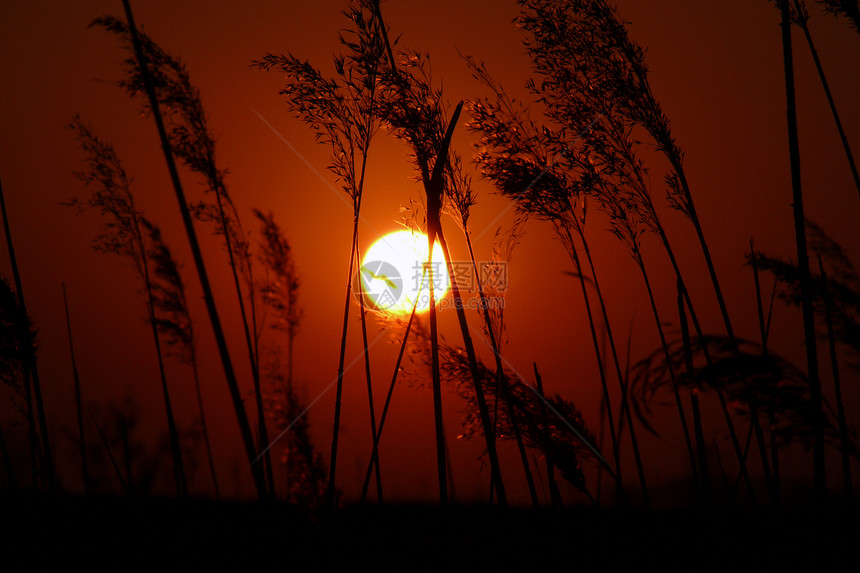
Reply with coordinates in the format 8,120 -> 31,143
0,273 -> 33,490
367,5 -> 508,503
775,0 -> 826,497
466,56 -> 649,504
467,0 -> 788,504
750,221 -> 860,493
816,0 -> 860,32
94,15 -> 277,496
66,118 -> 187,497
253,210 -> 326,505
0,173 -> 54,491
790,1 -> 860,196
262,354 -> 327,507
142,219 -> 220,498
446,133 -> 539,505
403,319 -> 607,504
19,0 -> 854,509
61,283 -> 89,495
255,0 -> 387,504
255,210 -> 301,390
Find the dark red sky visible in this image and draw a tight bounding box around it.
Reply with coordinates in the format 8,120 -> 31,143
1,0 -> 858,504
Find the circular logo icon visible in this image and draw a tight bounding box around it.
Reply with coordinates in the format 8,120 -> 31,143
354,260 -> 403,311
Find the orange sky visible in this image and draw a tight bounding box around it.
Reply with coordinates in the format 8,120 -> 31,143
1,0 -> 859,504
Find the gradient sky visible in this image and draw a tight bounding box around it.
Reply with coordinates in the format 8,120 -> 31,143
1,0 -> 859,504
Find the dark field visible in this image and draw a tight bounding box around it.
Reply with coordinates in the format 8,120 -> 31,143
3,494 -> 858,571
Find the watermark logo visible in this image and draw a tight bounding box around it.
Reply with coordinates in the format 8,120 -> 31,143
355,260 -> 403,311
442,260 -> 509,293
354,258 -> 508,314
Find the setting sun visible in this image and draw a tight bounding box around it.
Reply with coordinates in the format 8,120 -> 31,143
357,230 -> 450,314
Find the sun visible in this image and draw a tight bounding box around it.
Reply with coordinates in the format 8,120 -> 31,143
357,230 -> 450,314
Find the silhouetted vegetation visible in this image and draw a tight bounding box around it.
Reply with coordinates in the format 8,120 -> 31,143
1,3 -> 859,565
67,118 -> 190,498
255,0 -> 387,504
817,0 -> 860,32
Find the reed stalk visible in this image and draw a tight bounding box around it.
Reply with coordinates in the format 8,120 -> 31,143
678,280 -> 711,504
427,251 -> 447,503
255,2 -> 386,504
466,56 -> 715,504
141,251 -> 187,498
423,107 -> 471,504
119,414 -> 135,495
441,228 -> 532,506
62,283 -> 90,495
628,232 -> 698,490
98,11 -> 273,495
534,363 -> 562,507
329,90 -> 375,506
792,0 -> 860,197
360,299 -> 421,502
212,188 -> 271,496
254,210 -> 307,502
355,239 -> 383,502
510,4 -> 757,497
777,0 -> 826,498
468,80 -> 626,499
369,5 -> 508,502
750,240 -> 781,507
750,221 -> 860,500
571,215 -> 649,508
621,138 -> 752,498
0,413 -> 16,491
458,223 -> 538,508
818,255 -> 852,495
0,172 -> 54,491
730,424 -> 757,504
143,220 -> 220,499
562,226 -> 624,496
89,408 -> 127,494
0,273 -> 39,490
119,0 -> 266,498
751,249 -> 781,502
408,319 -> 613,503
68,119 -> 187,497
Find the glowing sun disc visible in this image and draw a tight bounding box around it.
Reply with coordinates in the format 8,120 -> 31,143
357,230 -> 449,314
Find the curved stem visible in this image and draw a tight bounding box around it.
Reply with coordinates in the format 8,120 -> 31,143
190,345 -> 220,500
355,238 -> 383,502
575,224 -> 649,509
793,1 -> 860,197
142,253 -> 187,498
63,283 -> 89,495
632,247 -> 697,492
360,299 -> 420,502
212,179 -> 273,497
427,232 -> 447,503
778,0 -> 825,498
562,225 -> 624,501
327,216 -> 360,505
461,230 -> 536,507
0,173 -> 54,491
435,228 -> 507,506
